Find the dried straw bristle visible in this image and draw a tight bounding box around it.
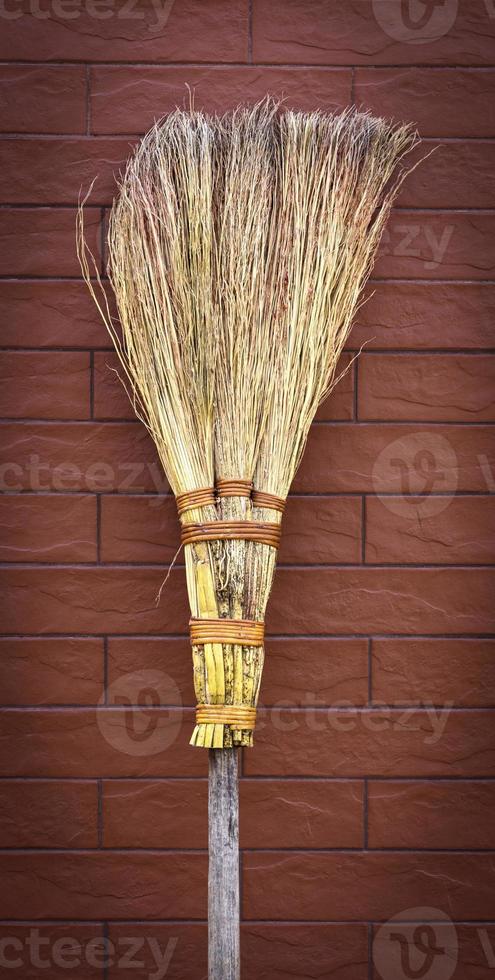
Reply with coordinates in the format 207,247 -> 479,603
78,99 -> 418,748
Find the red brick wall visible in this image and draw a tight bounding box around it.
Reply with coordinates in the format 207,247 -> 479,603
0,1 -> 494,977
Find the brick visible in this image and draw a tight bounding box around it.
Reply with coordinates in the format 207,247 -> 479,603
103,778 -> 363,849
108,637 -> 195,706
100,493 -> 362,564
0,422 -> 492,503
252,0 -> 495,66
0,567 -> 189,634
262,638 -> 369,705
365,495 -> 495,565
359,354 -> 495,422
269,567 -> 495,635
0,66 -> 86,134
372,638 -> 495,707
0,138 -> 133,206
0,422 -> 159,493
2,566 -> 493,637
0,924 -> 104,979
0,208 -> 101,277
243,924 -> 368,980
0,0 -> 247,62
294,424 -> 494,493
0,352 -> 90,419
375,211 -> 495,281
354,69 -> 495,138
368,780 -> 495,849
0,281 -> 111,349
0,494 -> 97,562
246,708 -> 495,777
372,923 -> 495,980
241,779 -> 363,848
399,140 -> 495,209
107,636 -> 369,707
91,67 -> 352,134
0,852 -> 206,919
106,922 -> 368,980
351,282 -> 495,352
0,709 -> 205,778
0,637 -> 103,706
243,852 -> 495,920
0,780 -> 98,848
103,779 -> 206,848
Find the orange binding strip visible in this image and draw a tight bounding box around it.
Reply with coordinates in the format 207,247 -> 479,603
190,617 -> 264,647
175,487 -> 216,516
216,479 -> 253,498
195,704 -> 257,729
181,520 -> 281,549
252,489 -> 286,513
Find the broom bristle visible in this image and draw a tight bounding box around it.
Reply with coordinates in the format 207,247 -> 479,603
78,98 -> 419,749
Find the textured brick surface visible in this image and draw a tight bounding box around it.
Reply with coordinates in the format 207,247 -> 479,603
1,0 -> 494,968
365,495 -> 495,564
359,354 -> 495,421
0,352 -> 90,419
0,0 -> 248,63
0,637 -> 103,706
354,69 -> 495,138
0,494 -> 97,562
372,638 -> 495,707
245,708 -> 495,777
0,780 -> 98,848
243,852 -> 495,920
0,208 -> 101,277
91,66 -> 352,134
368,780 -> 495,849
0,66 -> 86,134
252,0 -> 495,66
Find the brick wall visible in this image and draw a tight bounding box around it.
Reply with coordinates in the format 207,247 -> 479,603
0,1 -> 494,977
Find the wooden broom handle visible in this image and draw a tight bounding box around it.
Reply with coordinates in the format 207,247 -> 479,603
208,747 -> 240,980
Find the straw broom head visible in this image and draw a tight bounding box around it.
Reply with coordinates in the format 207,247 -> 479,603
78,99 -> 418,748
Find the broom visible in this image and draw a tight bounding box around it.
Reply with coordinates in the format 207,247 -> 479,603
78,99 -> 418,979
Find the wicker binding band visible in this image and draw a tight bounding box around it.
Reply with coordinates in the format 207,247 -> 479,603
190,617 -> 264,647
252,489 -> 286,513
216,478 -> 253,498
181,520 -> 281,549
176,487 -> 216,516
195,704 -> 257,728
176,483 -> 285,516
